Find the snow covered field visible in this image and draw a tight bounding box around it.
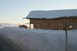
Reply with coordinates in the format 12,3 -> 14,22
0,23 -> 18,28
0,27 -> 77,51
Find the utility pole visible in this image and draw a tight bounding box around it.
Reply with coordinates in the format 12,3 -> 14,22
65,22 -> 68,51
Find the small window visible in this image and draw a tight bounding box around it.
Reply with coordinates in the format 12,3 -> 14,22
43,25 -> 47,29
59,25 -> 62,28
51,24 -> 53,29
58,24 -> 63,29
36,24 -> 39,29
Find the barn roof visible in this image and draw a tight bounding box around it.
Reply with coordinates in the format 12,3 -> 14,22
26,9 -> 77,19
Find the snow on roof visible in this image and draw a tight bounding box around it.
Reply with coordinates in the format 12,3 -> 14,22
26,9 -> 77,19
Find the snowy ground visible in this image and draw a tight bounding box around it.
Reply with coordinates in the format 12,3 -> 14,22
0,27 -> 77,51
0,23 -> 18,28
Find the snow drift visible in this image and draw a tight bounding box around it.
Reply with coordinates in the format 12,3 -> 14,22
0,27 -> 77,51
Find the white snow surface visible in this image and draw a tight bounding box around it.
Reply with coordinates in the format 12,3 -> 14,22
0,27 -> 77,51
0,23 -> 18,28
26,9 -> 77,19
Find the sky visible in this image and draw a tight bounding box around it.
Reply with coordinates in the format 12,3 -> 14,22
0,0 -> 77,24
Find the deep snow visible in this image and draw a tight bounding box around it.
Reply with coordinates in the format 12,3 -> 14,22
0,27 -> 77,51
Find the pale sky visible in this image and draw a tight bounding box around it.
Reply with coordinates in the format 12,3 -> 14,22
0,0 -> 77,24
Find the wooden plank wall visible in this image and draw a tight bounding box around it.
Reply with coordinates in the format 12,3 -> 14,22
30,18 -> 77,30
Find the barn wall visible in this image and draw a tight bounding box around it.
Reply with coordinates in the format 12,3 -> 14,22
30,18 -> 77,30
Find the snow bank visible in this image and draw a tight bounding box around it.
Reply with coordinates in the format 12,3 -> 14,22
0,27 -> 77,51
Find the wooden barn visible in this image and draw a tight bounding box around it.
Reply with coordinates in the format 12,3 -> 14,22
26,9 -> 77,30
